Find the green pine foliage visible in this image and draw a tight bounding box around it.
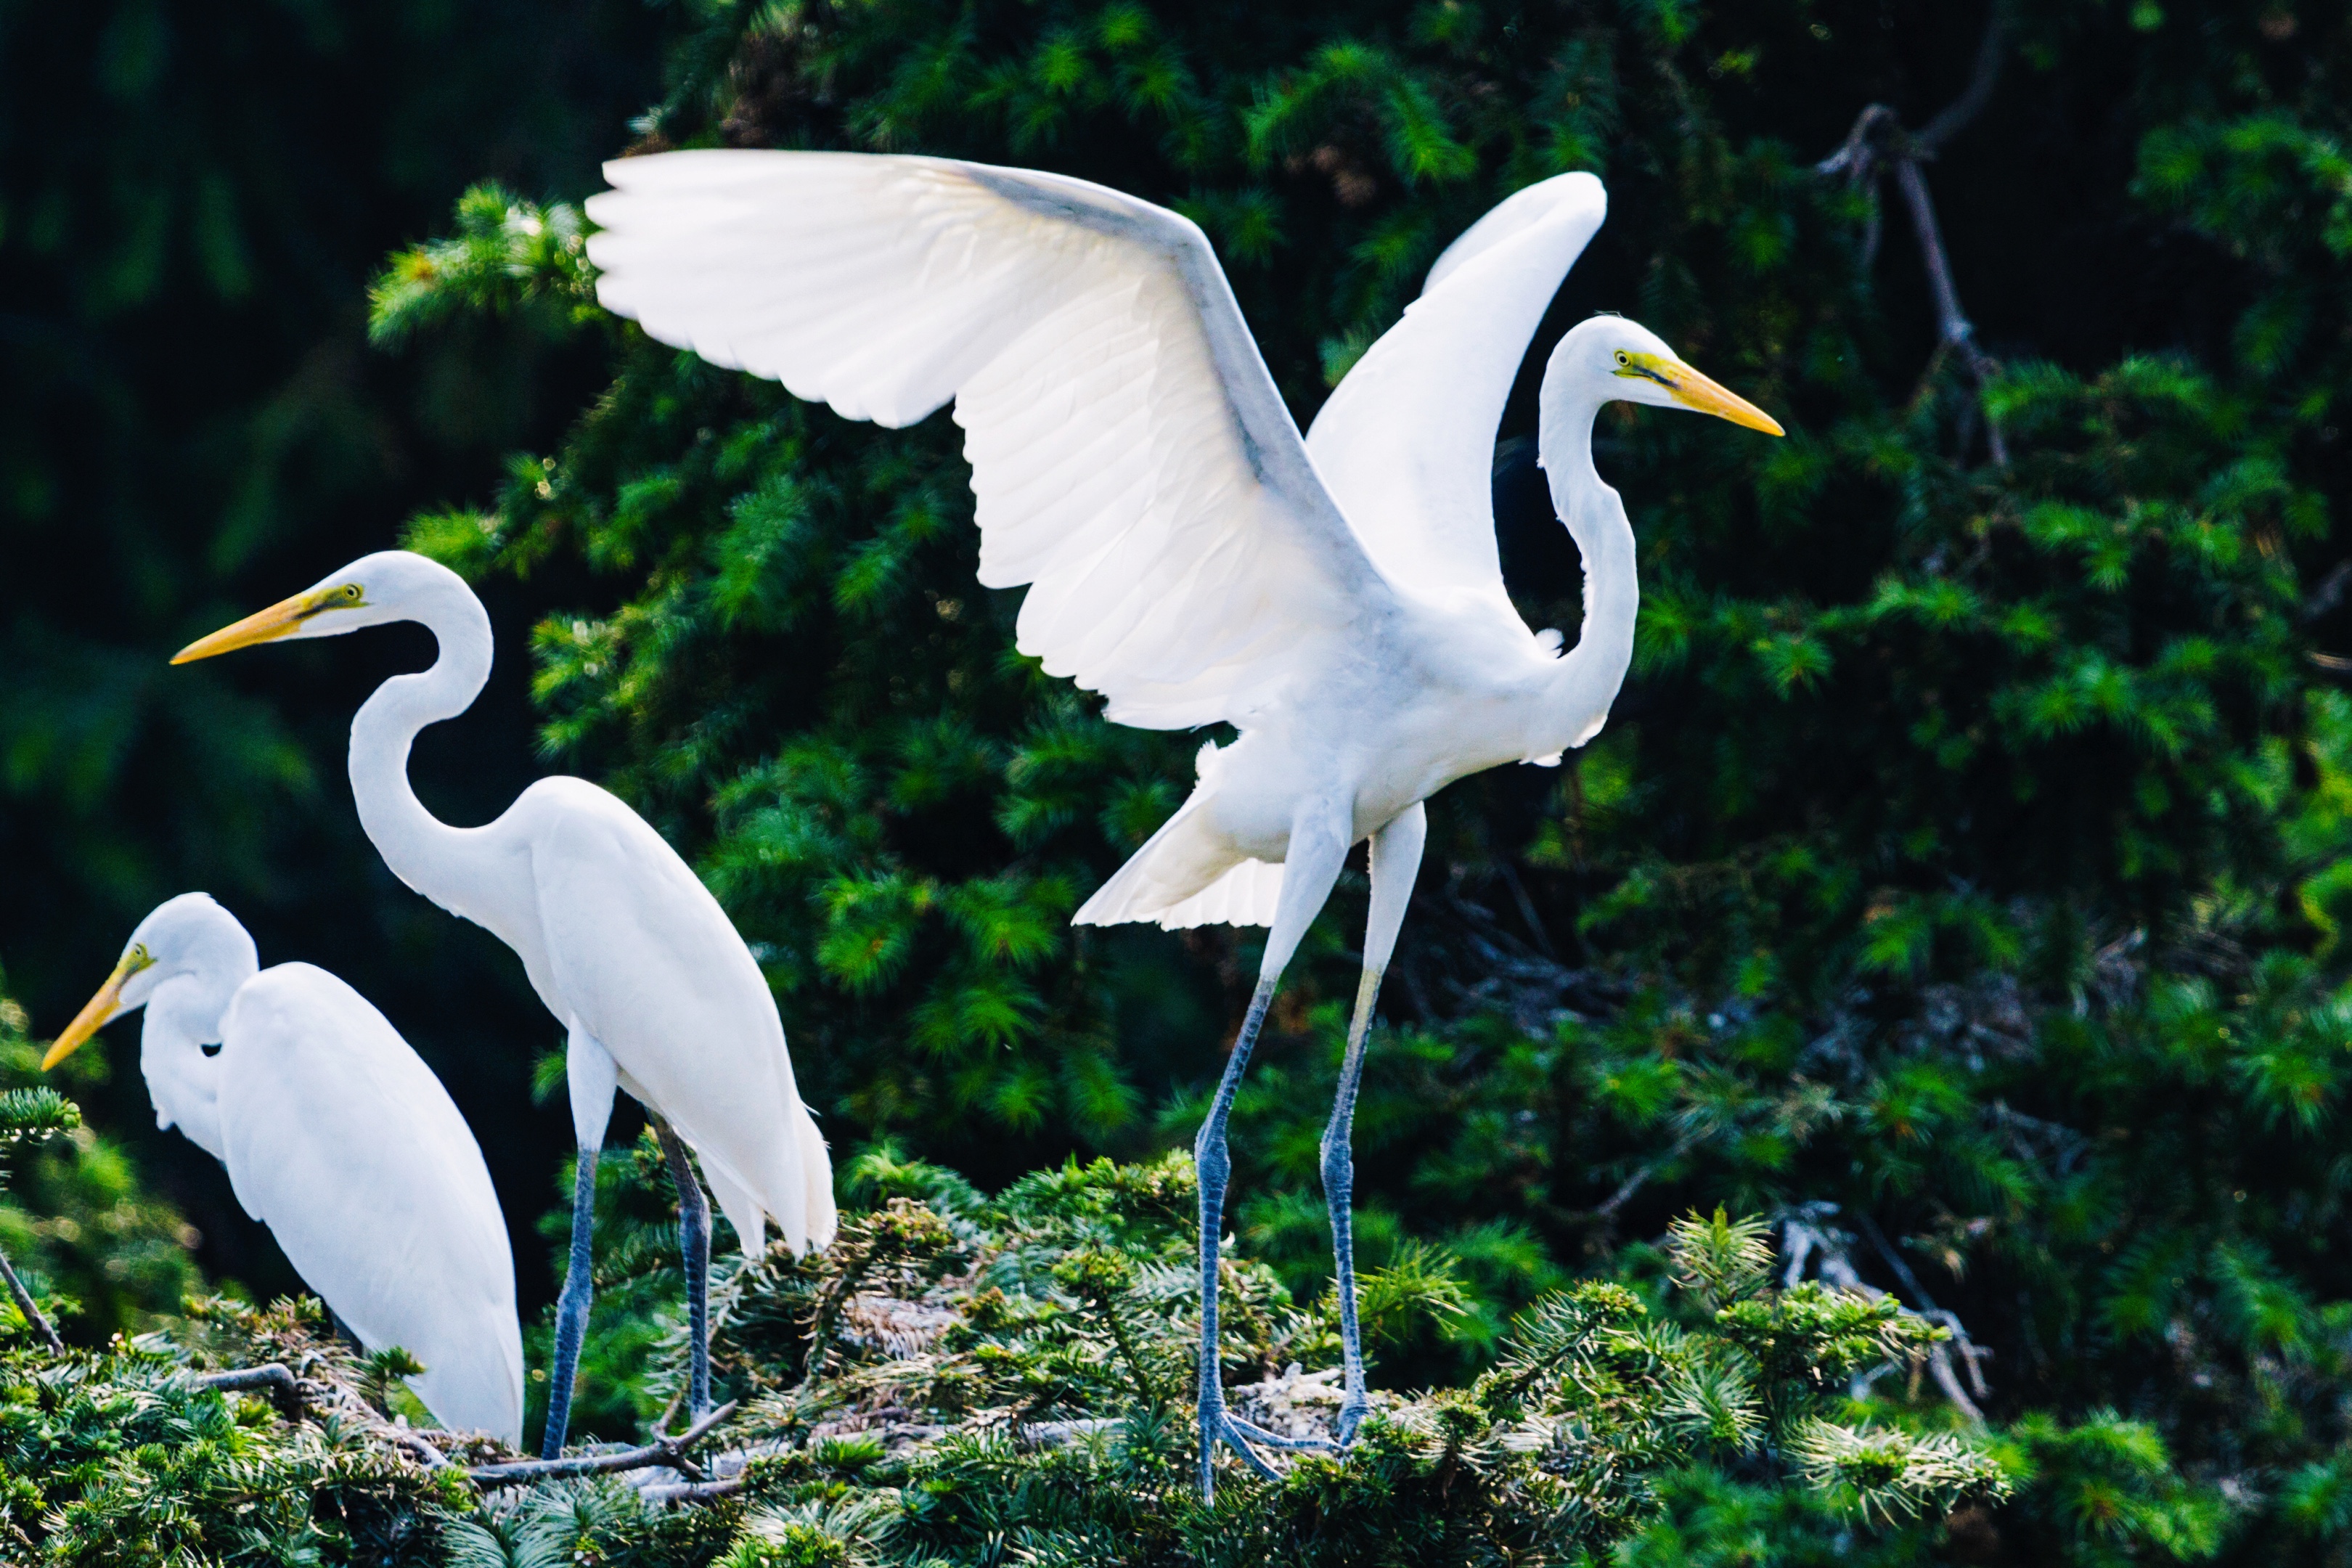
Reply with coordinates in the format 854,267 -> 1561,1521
0,1153 -> 2003,1565
0,981 -> 200,1346
349,1 -> 2352,1560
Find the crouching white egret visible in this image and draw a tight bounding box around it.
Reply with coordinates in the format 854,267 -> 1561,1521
44,893 -> 523,1442
171,551 -> 837,1456
584,151 -> 1782,1493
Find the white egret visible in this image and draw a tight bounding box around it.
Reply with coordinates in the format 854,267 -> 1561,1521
170,552 -> 837,1456
584,151 -> 1781,1493
43,892 -> 523,1443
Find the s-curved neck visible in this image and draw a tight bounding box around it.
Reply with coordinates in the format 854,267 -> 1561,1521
142,953 -> 252,1164
1538,393 -> 1639,752
348,580 -> 495,910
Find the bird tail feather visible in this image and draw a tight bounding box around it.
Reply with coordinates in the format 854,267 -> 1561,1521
1073,783 -> 1281,929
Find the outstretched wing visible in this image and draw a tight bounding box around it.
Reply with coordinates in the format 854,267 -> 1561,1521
1306,173 -> 1606,610
587,151 -> 1397,730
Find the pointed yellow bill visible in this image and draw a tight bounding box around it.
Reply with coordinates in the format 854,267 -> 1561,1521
171,589 -> 330,664
43,949 -> 154,1070
1617,351 -> 1785,436
1665,362 -> 1784,436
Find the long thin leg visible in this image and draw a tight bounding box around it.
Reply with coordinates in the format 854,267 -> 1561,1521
1197,801 -> 1352,1500
650,1116 -> 713,1420
542,1027 -> 618,1459
542,1147 -> 600,1458
1320,802 -> 1426,1445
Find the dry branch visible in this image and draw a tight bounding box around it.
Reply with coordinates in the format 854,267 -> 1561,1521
0,1249 -> 61,1353
1816,8 -> 2010,466
469,1399 -> 738,1489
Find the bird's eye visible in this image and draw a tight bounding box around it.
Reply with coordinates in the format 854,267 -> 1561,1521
1614,351 -> 1630,366
341,584 -> 362,601
130,944 -> 148,963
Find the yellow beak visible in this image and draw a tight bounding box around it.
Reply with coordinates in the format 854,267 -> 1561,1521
44,952 -> 150,1071
1662,361 -> 1784,436
172,589 -> 327,664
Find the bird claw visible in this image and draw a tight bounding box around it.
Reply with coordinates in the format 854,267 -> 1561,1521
1201,1402 -> 1329,1485
1334,1397 -> 1371,1447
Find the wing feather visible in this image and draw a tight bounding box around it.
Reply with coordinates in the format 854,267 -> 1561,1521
1306,172 -> 1606,608
588,150 -> 1400,730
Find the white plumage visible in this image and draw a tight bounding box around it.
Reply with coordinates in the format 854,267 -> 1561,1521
44,894 -> 522,1444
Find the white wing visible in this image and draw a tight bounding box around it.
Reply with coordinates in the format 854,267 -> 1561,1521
517,777 -> 833,1257
1306,172 -> 1606,608
217,964 -> 523,1445
587,150 -> 1400,730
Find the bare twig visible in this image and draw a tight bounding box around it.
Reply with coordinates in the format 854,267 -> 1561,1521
1914,12 -> 2007,154
1780,1207 -> 1988,1426
0,1248 -> 62,1353
1814,7 -> 2011,467
637,1475 -> 747,1506
1582,1130 -> 1704,1227
2304,560 -> 2352,623
469,1399 -> 738,1489
196,1362 -> 306,1417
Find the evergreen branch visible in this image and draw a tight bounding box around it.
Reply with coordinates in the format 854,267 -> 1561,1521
468,1399 -> 739,1488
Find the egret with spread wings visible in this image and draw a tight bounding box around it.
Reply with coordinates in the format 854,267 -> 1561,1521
584,152 -> 1781,1492
44,894 -> 523,1443
169,552 -> 838,1457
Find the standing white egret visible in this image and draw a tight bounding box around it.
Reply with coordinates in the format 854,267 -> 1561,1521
584,151 -> 1781,1493
43,893 -> 523,1443
169,552 -> 837,1457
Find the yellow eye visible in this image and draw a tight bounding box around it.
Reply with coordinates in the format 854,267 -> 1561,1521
341,584 -> 362,601
1614,350 -> 1630,366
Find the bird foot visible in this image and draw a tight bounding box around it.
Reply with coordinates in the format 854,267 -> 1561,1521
1200,1398 -> 1331,1488
1334,1397 -> 1372,1447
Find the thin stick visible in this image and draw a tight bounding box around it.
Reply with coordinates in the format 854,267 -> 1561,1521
637,1475 -> 746,1506
469,1398 -> 738,1488
1813,7 -> 2012,468
0,1246 -> 62,1352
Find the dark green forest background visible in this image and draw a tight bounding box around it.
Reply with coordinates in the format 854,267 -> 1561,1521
12,0 -> 2352,1560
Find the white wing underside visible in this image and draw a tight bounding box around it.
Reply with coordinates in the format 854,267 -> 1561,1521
1307,171 -> 1605,611
588,151 -> 1396,731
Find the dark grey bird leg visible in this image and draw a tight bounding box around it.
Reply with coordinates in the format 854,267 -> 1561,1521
1320,802 -> 1426,1444
650,1116 -> 713,1420
540,1145 -> 600,1458
1196,804 -> 1352,1500
542,1026 -> 618,1459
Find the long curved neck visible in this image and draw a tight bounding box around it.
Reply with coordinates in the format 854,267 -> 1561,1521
348,583 -> 494,910
1538,394 -> 1639,751
142,960 -> 251,1164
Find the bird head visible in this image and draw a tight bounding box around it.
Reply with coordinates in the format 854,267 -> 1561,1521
44,894 -> 255,1070
1545,317 -> 1783,435
171,550 -> 464,663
